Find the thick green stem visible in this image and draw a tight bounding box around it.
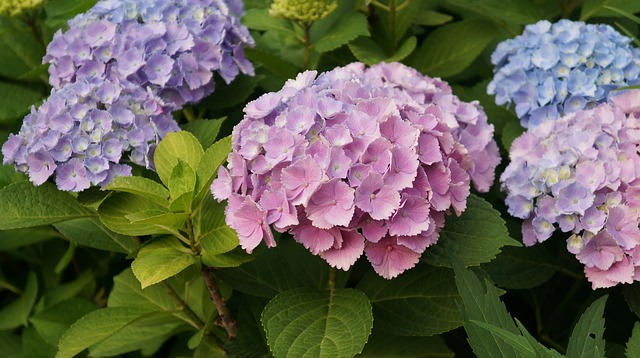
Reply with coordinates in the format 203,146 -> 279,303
202,266 -> 237,340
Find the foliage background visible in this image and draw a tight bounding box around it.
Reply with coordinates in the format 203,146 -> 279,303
1,0 -> 640,357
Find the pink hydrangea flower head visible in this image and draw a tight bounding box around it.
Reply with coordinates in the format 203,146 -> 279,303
501,89 -> 640,288
211,62 -> 500,278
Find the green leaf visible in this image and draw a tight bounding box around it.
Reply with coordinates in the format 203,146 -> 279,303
30,299 -> 96,348
626,322 -> 640,358
226,294 -> 271,358
39,271 -> 95,309
446,0 -> 541,26
243,8 -> 297,36
0,81 -> 43,122
98,192 -> 184,236
0,16 -> 45,79
357,334 -> 453,357
23,327 -> 55,358
413,10 -> 454,26
375,0 -> 424,46
261,288 -> 373,358
624,284 -> 640,318
53,217 -> 138,254
108,268 -> 176,311
0,164 -> 25,189
566,295 -> 608,358
131,237 -> 196,289
0,181 -> 94,230
312,11 -> 369,53
216,239 -> 344,299
348,36 -> 417,65
580,0 -> 640,21
103,176 -> 170,207
0,332 -> 21,358
168,159 -> 197,212
154,131 -> 204,187
181,118 -> 225,149
0,227 -> 55,250
201,247 -> 254,268
481,245 -> 556,289
195,194 -> 239,259
195,336 -> 227,358
194,136 -> 232,203
0,272 -> 38,331
409,19 -> 498,78
56,306 -> 154,358
515,319 -> 564,358
202,74 -> 259,111
423,194 -> 520,267
502,121 -> 525,150
452,257 -> 522,358
356,264 -> 461,336
603,6 -> 640,24
468,320 -> 536,357
44,0 -> 98,27
245,48 -> 300,81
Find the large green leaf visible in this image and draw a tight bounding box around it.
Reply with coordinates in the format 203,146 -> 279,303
0,227 -> 55,251
53,217 -> 138,254
0,272 -> 38,331
243,8 -> 298,36
566,295 -> 608,358
44,0 -> 98,27
423,194 -> 519,267
0,16 -> 45,79
194,136 -> 232,204
181,118 -> 225,149
38,271 -> 95,309
131,237 -> 197,289
98,192 -> 185,236
0,332 -> 21,358
194,194 -> 239,259
154,131 -> 204,187
0,81 -> 43,122
103,176 -> 170,207
30,299 -> 96,348
580,0 -> 640,20
108,268 -> 176,311
348,36 -> 417,65
225,294 -> 271,358
0,181 -> 94,230
261,288 -> 373,358
624,284 -> 640,318
356,264 -> 461,336
357,334 -> 453,357
447,0 -> 541,26
409,19 -> 498,78
56,307 -> 154,358
312,11 -> 369,53
626,322 -> 640,358
481,245 -> 556,289
0,164 -> 25,189
23,327 -> 55,358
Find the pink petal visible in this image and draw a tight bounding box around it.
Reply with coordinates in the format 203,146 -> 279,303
365,236 -> 421,279
320,230 -> 365,270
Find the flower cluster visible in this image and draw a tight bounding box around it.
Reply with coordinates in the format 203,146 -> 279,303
501,90 -> 640,288
488,19 -> 640,128
0,0 -> 44,16
211,62 -> 499,279
2,78 -> 178,192
44,0 -> 255,110
269,0 -> 337,24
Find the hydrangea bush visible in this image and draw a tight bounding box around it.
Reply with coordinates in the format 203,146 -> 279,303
211,62 -> 499,278
488,19 -> 640,128
2,0 -> 640,357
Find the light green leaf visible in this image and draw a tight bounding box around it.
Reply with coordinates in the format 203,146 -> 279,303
154,131 -> 204,187
481,245 -> 556,289
201,247 -> 254,268
108,268 -> 176,311
168,159 -> 197,212
0,181 -> 94,230
103,176 -> 170,206
98,192 -> 182,236
44,0 -> 98,27
357,334 -> 454,357
195,194 -> 239,259
195,336 -> 226,358
566,295 -> 608,358
0,272 -> 38,331
348,36 -> 417,65
262,288 -> 373,358
194,136 -> 232,203
0,164 -> 25,189
413,10 -> 454,26
181,118 -> 225,149
423,194 -> 520,267
446,0 -> 540,26
30,299 -> 96,348
626,322 -> 640,358
243,8 -> 297,36
409,19 -> 498,78
131,237 -> 197,289
0,81 -> 43,122
0,16 -> 45,79
580,0 -> 640,20
56,307 -> 154,358
356,264 -> 460,336
53,217 -> 138,254
452,257 -> 522,358
312,11 -> 369,53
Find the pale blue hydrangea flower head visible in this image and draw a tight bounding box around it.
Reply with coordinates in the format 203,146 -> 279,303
488,19 -> 640,128
44,0 -> 254,110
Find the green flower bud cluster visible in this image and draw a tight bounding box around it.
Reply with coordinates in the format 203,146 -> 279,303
270,0 -> 337,24
0,0 -> 45,16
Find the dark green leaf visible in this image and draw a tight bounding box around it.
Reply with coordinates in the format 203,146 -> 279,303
44,0 -> 98,27
181,118 -> 225,149
262,288 -> 373,358
413,10 -> 453,26
624,283 -> 640,318
626,322 -> 640,358
0,164 -> 25,189
348,36 -> 417,65
131,237 -> 197,289
226,294 -> 270,358
356,264 -> 461,336
423,194 -> 520,267
0,227 -> 55,250
38,271 -> 95,309
0,272 -> 38,331
357,334 -> 453,357
23,327 -> 55,358
0,81 -> 43,122
0,332 -> 21,358
30,299 -> 96,347
502,120 -> 525,150
53,217 -> 138,254
446,0 -> 541,26
468,320 -> 536,357
108,268 -> 176,311
481,245 -> 556,289
243,8 -> 297,36
0,181 -> 94,230
202,247 -> 255,268
195,194 -> 239,260
566,295 -> 608,358
409,19 -> 498,78
580,0 -> 640,21
0,16 -> 45,79
312,11 -> 369,53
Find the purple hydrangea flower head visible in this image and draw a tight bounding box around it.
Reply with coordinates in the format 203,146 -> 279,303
501,89 -> 640,288
44,0 -> 254,110
211,62 -> 500,279
488,19 -> 640,128
2,78 -> 179,191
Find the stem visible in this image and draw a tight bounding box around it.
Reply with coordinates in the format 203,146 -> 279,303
186,219 -> 198,254
160,281 -> 205,330
328,267 -> 336,294
202,266 -> 237,340
182,107 -> 196,122
302,22 -> 311,70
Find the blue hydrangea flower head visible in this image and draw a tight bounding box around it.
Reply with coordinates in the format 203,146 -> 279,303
44,0 -> 255,111
488,19 -> 640,128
